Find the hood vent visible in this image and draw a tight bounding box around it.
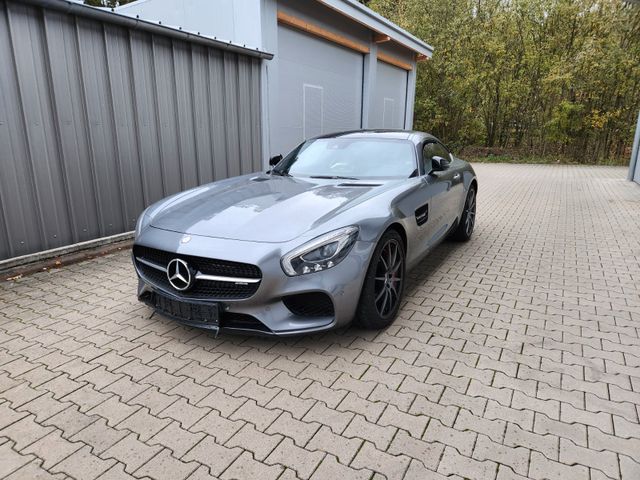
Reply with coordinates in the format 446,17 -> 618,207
338,183 -> 381,188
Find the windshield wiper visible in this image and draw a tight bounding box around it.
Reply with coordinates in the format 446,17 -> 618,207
310,175 -> 359,180
271,170 -> 291,177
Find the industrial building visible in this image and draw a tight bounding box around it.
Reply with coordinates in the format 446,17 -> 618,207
0,0 -> 432,260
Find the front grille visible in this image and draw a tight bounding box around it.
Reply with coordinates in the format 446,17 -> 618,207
283,292 -> 334,317
133,245 -> 261,300
134,246 -> 261,278
140,291 -> 270,332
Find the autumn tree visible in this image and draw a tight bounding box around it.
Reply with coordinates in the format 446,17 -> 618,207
369,0 -> 640,163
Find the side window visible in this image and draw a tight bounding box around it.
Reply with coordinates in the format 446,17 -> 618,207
422,142 -> 450,172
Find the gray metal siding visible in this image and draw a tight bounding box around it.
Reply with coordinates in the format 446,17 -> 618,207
0,1 -> 262,260
273,24 -> 364,156
370,61 -> 408,129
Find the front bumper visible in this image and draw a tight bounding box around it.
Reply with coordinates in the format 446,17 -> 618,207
133,227 -> 374,336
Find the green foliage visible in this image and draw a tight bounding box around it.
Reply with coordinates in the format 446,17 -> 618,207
546,101 -> 584,143
368,0 -> 640,163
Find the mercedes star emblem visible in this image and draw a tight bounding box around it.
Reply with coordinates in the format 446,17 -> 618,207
181,235 -> 191,244
166,258 -> 192,291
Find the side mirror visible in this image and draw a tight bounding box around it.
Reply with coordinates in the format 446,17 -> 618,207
269,154 -> 283,167
430,156 -> 449,173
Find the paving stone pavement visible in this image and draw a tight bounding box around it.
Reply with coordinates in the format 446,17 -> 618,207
1,163 -> 640,480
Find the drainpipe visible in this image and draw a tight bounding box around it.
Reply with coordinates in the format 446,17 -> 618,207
628,110 -> 640,182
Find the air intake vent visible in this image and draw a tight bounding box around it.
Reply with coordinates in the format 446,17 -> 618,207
283,292 -> 334,317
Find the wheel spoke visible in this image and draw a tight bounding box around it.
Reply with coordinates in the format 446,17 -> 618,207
375,286 -> 386,303
389,284 -> 398,302
389,244 -> 397,272
380,289 -> 389,314
379,255 -> 388,271
390,259 -> 402,273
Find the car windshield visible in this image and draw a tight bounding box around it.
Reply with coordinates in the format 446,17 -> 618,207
274,138 -> 417,179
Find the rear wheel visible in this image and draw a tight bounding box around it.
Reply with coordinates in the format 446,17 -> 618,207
451,186 -> 476,241
355,230 -> 405,329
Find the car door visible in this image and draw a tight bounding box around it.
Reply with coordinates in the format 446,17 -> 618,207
407,141 -> 454,253
421,141 -> 465,243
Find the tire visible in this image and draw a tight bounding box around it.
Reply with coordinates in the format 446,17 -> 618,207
355,230 -> 406,329
451,186 -> 476,241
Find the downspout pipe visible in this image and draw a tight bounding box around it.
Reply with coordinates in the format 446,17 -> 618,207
628,110 -> 640,182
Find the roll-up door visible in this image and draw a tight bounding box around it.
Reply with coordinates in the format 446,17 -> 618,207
274,24 -> 364,155
371,60 -> 408,129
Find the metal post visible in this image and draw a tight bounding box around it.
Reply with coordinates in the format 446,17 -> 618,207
361,42 -> 378,129
628,110 -> 640,182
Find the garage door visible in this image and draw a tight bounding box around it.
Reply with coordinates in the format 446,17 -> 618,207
371,61 -> 408,129
274,25 -> 364,156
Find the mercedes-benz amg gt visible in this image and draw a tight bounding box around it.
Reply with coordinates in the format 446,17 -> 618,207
132,130 -> 477,335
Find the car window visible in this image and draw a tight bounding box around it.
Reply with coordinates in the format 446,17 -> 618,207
422,141 -> 450,172
276,138 -> 417,179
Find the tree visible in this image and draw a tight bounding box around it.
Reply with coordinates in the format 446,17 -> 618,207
368,0 -> 640,163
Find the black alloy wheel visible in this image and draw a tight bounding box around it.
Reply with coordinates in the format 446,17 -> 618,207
451,186 -> 477,241
355,230 -> 405,329
373,237 -> 404,318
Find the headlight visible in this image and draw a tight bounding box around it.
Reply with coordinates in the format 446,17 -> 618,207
281,226 -> 359,276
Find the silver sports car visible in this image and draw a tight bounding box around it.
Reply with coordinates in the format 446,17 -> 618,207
133,130 -> 477,335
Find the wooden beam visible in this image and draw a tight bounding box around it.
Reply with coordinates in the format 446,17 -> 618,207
373,33 -> 391,43
377,52 -> 412,71
416,53 -> 429,62
277,11 -> 370,54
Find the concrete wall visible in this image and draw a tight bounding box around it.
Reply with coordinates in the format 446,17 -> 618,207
0,0 -> 262,260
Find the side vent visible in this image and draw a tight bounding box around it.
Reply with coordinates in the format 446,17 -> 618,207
415,204 -> 429,226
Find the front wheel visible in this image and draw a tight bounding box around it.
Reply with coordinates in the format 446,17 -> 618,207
354,230 -> 405,329
451,186 -> 476,241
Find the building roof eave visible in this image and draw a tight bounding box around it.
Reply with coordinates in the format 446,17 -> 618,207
317,0 -> 433,58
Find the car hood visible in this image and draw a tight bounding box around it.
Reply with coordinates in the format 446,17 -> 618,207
149,174 -> 399,242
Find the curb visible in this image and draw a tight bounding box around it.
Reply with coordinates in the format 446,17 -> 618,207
1,232 -> 134,281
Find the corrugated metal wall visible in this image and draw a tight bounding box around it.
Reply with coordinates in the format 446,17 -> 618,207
0,0 -> 262,260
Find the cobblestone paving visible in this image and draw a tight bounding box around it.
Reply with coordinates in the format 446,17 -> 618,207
1,164 -> 639,480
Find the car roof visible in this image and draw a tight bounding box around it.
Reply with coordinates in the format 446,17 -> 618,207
314,129 -> 437,146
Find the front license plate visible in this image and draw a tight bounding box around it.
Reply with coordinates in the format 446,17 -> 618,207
153,293 -> 220,325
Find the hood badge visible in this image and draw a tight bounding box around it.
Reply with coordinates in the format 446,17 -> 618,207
181,235 -> 191,244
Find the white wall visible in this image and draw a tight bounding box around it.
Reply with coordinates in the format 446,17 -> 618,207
116,0 -> 263,49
